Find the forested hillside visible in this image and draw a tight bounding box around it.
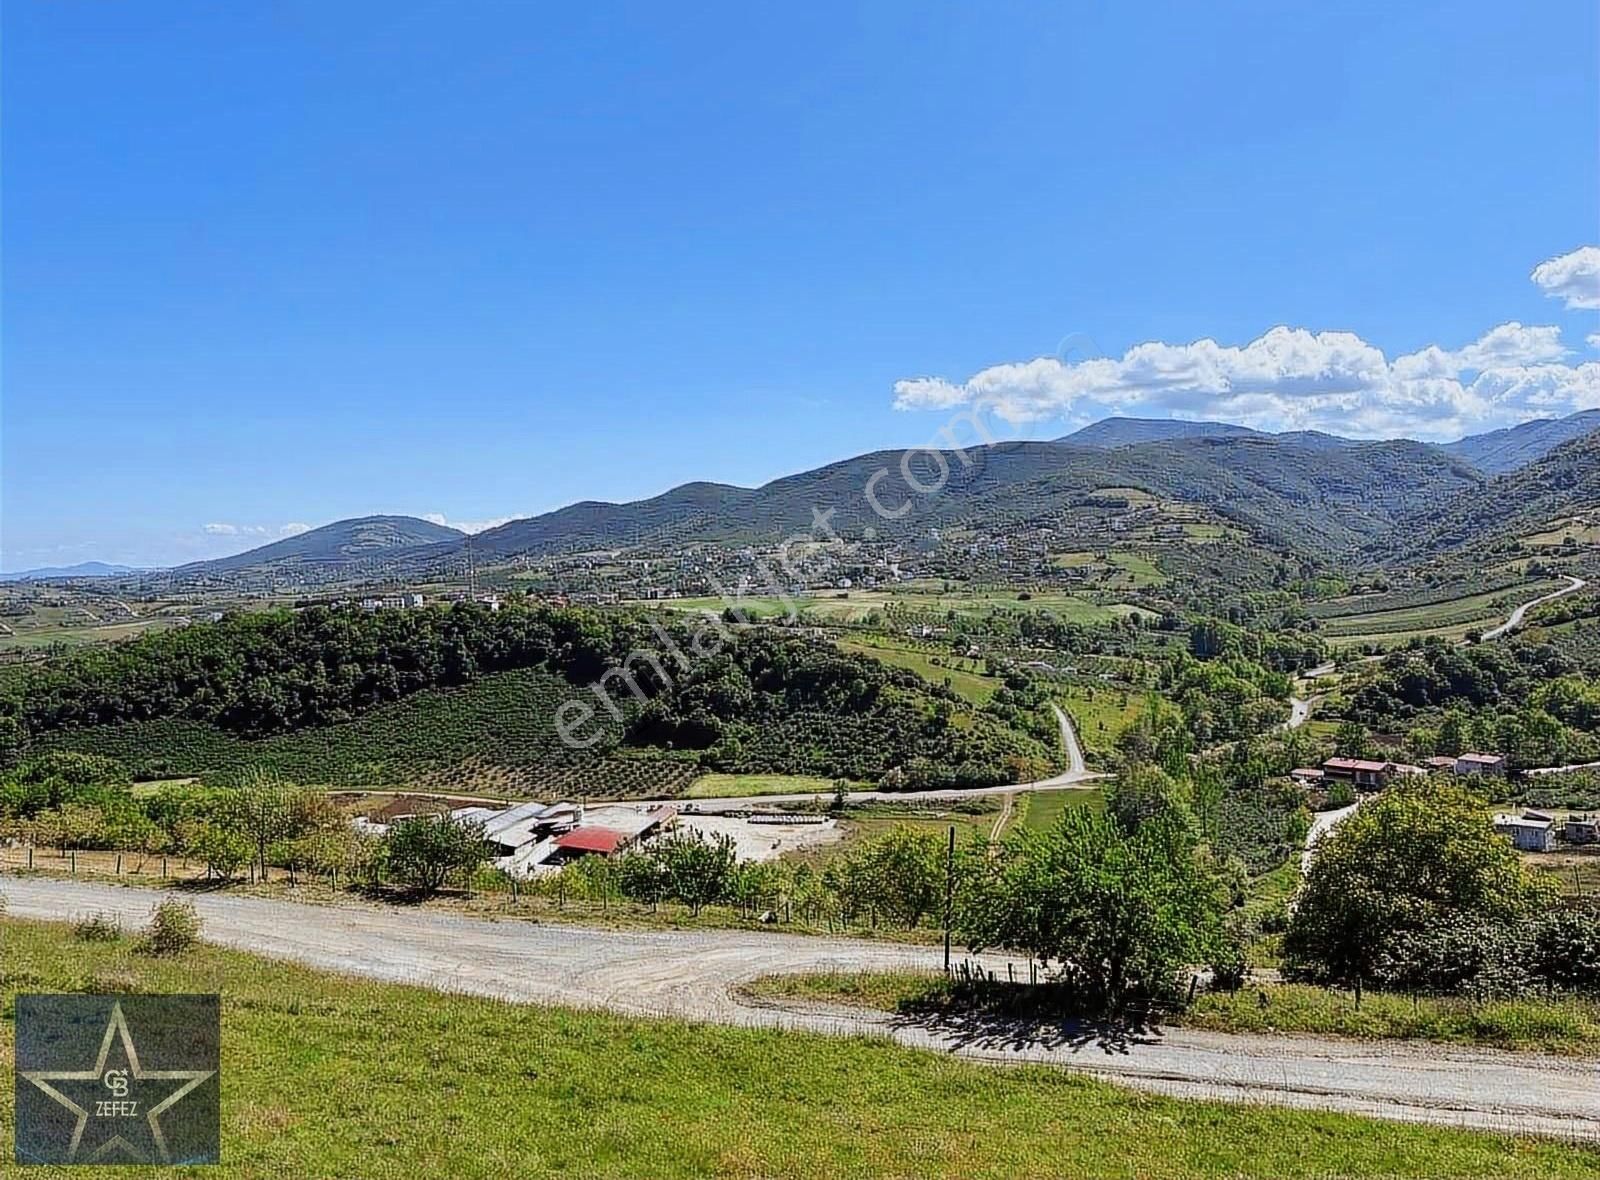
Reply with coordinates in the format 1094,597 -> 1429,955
1375,432 -> 1600,563
0,602 -> 1053,792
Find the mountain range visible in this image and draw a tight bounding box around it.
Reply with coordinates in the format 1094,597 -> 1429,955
28,411 -> 1600,581
0,561 -> 142,582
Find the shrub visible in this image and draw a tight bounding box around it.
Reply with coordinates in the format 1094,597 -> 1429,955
384,815 -> 489,894
73,911 -> 123,943
141,898 -> 201,957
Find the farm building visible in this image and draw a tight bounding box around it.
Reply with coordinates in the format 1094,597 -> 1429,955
1423,757 -> 1458,773
1455,753 -> 1507,776
1321,758 -> 1393,791
1289,767 -> 1325,786
1492,813 -> 1553,852
1563,816 -> 1599,845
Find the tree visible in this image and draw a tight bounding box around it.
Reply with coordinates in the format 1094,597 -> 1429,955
653,829 -> 737,915
384,815 -> 489,894
957,808 -> 1225,1010
1106,763 -> 1193,836
224,775 -> 297,881
192,823 -> 250,882
1332,720 -> 1372,758
1285,781 -> 1552,996
828,827 -> 944,928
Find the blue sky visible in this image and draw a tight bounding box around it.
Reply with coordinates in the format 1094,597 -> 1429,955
4,1 -> 1598,570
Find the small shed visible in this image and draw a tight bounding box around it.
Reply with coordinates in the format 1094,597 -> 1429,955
1492,813 -> 1553,853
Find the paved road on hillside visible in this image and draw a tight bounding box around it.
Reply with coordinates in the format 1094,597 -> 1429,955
1300,800 -> 1359,874
686,704 -> 1102,811
1483,574 -> 1588,640
7,878 -> 1597,1139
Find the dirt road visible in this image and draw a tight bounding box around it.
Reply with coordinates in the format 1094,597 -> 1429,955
7,877 -> 1596,1139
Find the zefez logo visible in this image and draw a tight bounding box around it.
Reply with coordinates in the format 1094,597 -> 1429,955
14,995 -> 220,1165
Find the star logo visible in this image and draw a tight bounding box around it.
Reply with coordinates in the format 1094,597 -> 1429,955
15,996 -> 219,1165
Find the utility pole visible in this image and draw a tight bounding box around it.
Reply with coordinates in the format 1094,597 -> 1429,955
942,824 -> 955,974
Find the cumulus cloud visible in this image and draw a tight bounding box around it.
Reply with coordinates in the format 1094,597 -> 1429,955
1532,246 -> 1600,310
892,242 -> 1600,439
891,321 -> 1600,439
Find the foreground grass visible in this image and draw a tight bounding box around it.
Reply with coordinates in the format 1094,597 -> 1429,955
745,971 -> 1600,1058
5,921 -> 1596,1178
1184,983 -> 1600,1056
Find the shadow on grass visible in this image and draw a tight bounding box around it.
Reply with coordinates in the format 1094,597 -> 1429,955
887,981 -> 1167,1056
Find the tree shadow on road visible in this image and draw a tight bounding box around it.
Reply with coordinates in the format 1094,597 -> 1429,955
886,981 -> 1165,1055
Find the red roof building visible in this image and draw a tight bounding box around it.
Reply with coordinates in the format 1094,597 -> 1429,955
1321,757 -> 1394,789
552,827 -> 629,857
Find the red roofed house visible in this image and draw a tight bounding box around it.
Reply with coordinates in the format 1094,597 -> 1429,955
549,827 -> 630,862
1321,757 -> 1393,791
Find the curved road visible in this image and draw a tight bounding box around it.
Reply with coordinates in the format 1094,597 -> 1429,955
1481,574 -> 1585,641
686,703 -> 1101,811
4,877 -> 1595,1139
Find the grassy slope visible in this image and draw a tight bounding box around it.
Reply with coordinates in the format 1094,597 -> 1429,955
3,918 -> 1594,1179
835,637 -> 1000,705
741,970 -> 1600,1059
1184,984 -> 1600,1057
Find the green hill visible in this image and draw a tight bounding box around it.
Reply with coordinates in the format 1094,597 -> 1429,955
177,515 -> 464,576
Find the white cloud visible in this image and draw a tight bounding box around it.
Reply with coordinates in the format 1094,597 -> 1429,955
894,247 -> 1600,439
893,324 -> 1595,441
1532,246 -> 1600,310
202,521 -> 312,539
423,512 -> 514,535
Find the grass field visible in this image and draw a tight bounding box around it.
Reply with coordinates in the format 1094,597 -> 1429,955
783,803 -> 999,870
686,773 -> 844,799
653,587 -> 1120,626
1014,788 -> 1105,831
0,617 -> 175,651
1047,550 -> 1167,588
3,918 -> 1592,1178
1522,516 -> 1600,547
1183,984 -> 1600,1057
1052,684 -> 1146,756
836,637 -> 999,705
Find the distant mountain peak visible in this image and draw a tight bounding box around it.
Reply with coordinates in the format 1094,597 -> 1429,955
0,560 -> 141,582
177,514 -> 465,576
1442,409 -> 1600,475
1056,417 -> 1261,448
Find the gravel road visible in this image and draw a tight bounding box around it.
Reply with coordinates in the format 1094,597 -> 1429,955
6,877 -> 1597,1140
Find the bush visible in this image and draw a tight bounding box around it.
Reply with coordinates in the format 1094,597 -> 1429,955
384,815 -> 489,894
141,898 -> 201,957
73,911 -> 123,943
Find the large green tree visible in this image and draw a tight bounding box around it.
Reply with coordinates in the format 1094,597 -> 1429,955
1285,781 -> 1551,995
957,808 -> 1225,1010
